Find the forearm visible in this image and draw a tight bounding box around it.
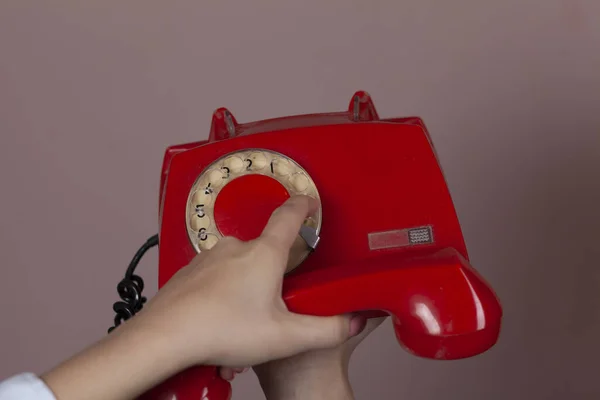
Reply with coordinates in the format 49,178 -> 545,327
40,320 -> 189,400
255,356 -> 354,400
259,378 -> 353,400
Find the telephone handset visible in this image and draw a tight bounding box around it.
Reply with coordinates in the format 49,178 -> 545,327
109,91 -> 503,400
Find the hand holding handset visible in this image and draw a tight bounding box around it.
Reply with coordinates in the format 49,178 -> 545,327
110,91 -> 502,400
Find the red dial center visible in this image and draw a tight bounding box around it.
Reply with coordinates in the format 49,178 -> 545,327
214,174 -> 291,241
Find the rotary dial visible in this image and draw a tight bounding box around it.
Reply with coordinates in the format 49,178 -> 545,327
186,149 -> 321,272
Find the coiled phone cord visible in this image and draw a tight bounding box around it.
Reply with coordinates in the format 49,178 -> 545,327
107,234 -> 159,333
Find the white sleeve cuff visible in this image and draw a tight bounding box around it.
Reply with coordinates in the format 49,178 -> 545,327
0,373 -> 56,400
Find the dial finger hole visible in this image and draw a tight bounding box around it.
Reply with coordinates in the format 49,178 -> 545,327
206,169 -> 228,188
198,233 -> 219,250
190,213 -> 211,231
271,157 -> 293,176
191,190 -> 213,208
245,152 -> 268,171
290,172 -> 310,192
223,156 -> 245,174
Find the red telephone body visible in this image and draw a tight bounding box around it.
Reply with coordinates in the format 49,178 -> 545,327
141,91 -> 502,400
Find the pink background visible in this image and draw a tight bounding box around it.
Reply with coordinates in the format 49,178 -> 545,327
1,1 -> 599,399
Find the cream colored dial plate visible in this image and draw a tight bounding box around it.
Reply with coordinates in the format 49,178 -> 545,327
185,149 -> 322,272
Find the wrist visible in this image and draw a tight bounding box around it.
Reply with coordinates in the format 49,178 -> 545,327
117,317 -> 190,372
124,311 -> 211,371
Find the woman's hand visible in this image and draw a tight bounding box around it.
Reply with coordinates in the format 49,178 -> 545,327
250,317 -> 387,400
134,195 -> 365,367
41,196 -> 365,400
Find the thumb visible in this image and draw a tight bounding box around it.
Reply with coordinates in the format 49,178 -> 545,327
285,313 -> 367,353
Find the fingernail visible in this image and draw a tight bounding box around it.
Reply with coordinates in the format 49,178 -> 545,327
349,314 -> 367,337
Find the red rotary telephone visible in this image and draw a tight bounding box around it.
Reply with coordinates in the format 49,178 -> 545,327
108,91 -> 502,400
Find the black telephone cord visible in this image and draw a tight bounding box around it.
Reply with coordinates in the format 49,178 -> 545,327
107,234 -> 159,333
